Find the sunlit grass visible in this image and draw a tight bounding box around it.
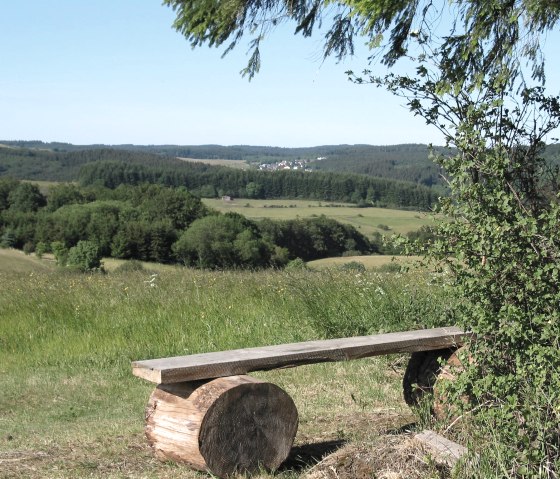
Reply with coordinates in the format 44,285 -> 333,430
0,264 -> 453,478
203,198 -> 432,235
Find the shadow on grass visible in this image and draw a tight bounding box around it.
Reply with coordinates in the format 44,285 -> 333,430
280,440 -> 347,472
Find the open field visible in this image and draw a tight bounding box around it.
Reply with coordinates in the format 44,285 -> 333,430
0,248 -> 55,273
177,157 -> 251,169
203,198 -> 433,236
308,254 -> 424,270
0,255 -> 456,478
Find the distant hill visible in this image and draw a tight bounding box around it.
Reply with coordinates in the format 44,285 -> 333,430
0,141 -> 448,186
1,140 -> 557,208
0,143 -> 438,209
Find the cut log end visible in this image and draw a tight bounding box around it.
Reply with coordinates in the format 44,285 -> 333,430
145,375 -> 298,478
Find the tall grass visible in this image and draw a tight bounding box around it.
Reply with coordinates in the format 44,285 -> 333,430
0,266 -> 454,478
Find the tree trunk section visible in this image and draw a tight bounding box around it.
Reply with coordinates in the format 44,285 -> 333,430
145,375 -> 298,477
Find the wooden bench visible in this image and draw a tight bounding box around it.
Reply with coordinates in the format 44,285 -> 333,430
132,326 -> 466,477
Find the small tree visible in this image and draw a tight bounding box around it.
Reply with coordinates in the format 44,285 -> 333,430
67,241 -> 102,272
51,241 -> 69,266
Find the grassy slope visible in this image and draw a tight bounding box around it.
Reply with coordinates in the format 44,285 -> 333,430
0,256 -> 454,478
203,198 -> 432,236
0,248 -> 55,273
307,254 -> 424,270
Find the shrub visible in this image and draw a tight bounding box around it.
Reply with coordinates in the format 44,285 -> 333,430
339,261 -> 366,273
51,241 -> 68,266
35,241 -> 49,259
67,241 -> 102,272
284,258 -> 308,271
113,260 -> 145,274
22,241 -> 35,255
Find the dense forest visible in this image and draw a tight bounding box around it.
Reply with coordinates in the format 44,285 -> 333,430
0,145 -> 438,209
0,178 -> 386,269
3,141 -> 558,188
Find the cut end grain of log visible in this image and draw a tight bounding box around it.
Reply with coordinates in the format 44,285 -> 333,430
145,375 -> 298,478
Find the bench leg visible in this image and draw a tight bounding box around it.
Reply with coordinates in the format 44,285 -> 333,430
403,347 -> 466,420
145,375 -> 298,478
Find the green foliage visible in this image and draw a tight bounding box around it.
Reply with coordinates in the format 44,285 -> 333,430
7,182 -> 46,212
339,261 -> 366,273
172,213 -> 273,269
112,259 -> 145,274
46,183 -> 84,211
164,0 -> 559,83
78,159 -> 436,209
285,258 -> 308,271
34,241 -> 49,258
0,177 -> 19,211
67,241 -> 103,272
0,229 -> 16,248
376,54 -> 560,476
22,241 -> 34,255
51,241 -> 68,266
260,215 -> 374,261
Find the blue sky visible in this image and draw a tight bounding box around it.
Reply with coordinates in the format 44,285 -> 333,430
1,1 -> 559,147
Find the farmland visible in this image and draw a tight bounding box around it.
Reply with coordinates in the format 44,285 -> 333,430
203,198 -> 432,237
177,156 -> 251,170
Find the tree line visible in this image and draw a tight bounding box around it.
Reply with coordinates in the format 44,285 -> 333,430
78,160 -> 437,209
0,178 -> 381,269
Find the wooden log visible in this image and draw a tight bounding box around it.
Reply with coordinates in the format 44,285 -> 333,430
402,348 -> 456,407
145,375 -> 298,478
133,327 -> 467,384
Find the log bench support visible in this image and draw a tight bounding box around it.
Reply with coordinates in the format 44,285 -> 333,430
132,327 -> 466,477
145,375 -> 298,477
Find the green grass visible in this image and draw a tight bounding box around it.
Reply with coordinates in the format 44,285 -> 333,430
177,157 -> 251,169
203,198 -> 432,236
0,261 -> 454,478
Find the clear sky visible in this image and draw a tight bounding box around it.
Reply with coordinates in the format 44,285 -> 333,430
1,1 -> 559,147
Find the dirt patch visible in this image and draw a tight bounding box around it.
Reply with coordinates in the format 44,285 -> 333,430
303,434 -> 450,479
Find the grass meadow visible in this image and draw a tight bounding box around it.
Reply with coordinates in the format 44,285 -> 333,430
0,251 -> 456,478
203,199 -> 432,236
177,157 -> 251,170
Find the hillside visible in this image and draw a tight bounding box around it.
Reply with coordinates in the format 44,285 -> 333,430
0,144 -> 438,209
0,141 -> 444,186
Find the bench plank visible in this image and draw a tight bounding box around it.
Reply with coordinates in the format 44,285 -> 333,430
132,326 -> 466,384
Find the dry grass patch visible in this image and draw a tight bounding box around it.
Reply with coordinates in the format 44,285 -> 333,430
0,248 -> 54,274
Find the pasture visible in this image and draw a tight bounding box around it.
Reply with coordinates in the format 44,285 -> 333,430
203,198 -> 432,236
177,157 -> 251,170
0,254 -> 455,478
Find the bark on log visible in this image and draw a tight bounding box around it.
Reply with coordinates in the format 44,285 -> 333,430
145,375 -> 298,477
402,348 -> 457,407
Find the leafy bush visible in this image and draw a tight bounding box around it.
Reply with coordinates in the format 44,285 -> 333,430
113,260 -> 145,274
51,241 -> 68,266
67,241 -> 102,272
22,241 -> 34,255
284,258 -> 308,271
35,241 -> 49,258
339,261 -> 366,273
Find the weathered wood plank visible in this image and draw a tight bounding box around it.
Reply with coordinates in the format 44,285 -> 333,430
132,326 -> 466,384
414,429 -> 467,467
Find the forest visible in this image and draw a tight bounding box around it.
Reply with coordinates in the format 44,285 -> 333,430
0,144 -> 438,209
0,178 -> 387,269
